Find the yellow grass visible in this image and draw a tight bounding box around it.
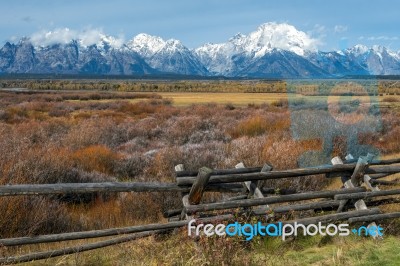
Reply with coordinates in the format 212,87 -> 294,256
156,92 -> 400,107
156,92 -> 288,106
65,92 -> 400,108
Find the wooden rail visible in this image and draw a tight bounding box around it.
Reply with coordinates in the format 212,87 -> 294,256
0,154 -> 399,264
176,165 -> 400,186
0,182 -> 252,196
185,187 -> 366,214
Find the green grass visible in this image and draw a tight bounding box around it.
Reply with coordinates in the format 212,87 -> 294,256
284,236 -> 400,266
18,233 -> 400,265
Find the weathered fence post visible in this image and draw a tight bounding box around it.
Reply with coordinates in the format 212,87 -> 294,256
188,167 -> 213,205
236,162 -> 270,213
351,157 -> 369,186
364,175 -> 381,192
332,155 -> 381,239
175,164 -> 193,221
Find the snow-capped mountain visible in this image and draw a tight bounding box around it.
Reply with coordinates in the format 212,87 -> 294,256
127,34 -> 208,75
0,36 -> 156,75
1,23 -> 400,78
194,22 -> 319,76
345,45 -> 400,75
307,45 -> 400,76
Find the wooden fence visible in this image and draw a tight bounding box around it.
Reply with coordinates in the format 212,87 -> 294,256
0,154 -> 400,264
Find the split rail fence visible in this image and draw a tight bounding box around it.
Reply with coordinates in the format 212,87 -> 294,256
0,154 -> 400,264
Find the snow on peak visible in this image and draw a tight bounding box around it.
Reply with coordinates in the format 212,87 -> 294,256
194,22 -> 321,75
196,22 -> 320,60
348,44 -> 369,55
96,34 -> 125,49
165,39 -> 184,49
229,33 -> 246,45
245,22 -> 319,56
128,33 -> 165,53
371,45 -> 387,53
127,34 -> 186,57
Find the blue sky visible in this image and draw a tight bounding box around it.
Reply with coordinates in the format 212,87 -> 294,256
1,0 -> 399,51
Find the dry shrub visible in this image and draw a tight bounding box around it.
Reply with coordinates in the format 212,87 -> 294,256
230,115 -> 269,138
115,152 -> 151,179
146,147 -> 184,182
67,193 -> 162,230
119,192 -> 163,223
262,132 -> 322,170
271,98 -> 289,108
187,127 -> 229,144
379,126 -> 400,153
164,116 -> 204,145
331,135 -> 349,159
117,101 -> 157,115
229,112 -> 290,138
383,96 -> 400,102
178,142 -> 227,170
224,136 -> 267,167
183,104 -> 220,119
0,196 -> 73,237
0,106 -> 28,123
261,132 -> 328,191
126,117 -> 164,141
63,118 -> 132,149
72,145 -> 120,175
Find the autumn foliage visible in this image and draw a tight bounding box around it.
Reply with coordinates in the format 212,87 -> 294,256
0,88 -> 399,239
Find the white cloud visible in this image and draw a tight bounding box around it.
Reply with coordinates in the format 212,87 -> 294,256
334,25 -> 348,33
30,27 -> 125,48
304,24 -> 326,49
30,28 -> 77,46
313,24 -> 326,34
366,36 -> 398,41
308,24 -> 326,38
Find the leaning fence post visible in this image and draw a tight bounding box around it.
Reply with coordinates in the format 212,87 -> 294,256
174,164 -> 193,221
236,162 -> 270,214
332,155 -> 381,239
351,157 -> 369,186
188,167 -> 213,205
180,195 -> 194,221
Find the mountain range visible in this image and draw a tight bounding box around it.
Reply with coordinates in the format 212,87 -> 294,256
1,22 -> 400,78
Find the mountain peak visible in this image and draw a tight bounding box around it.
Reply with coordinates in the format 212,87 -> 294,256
348,44 -> 369,55
371,45 -> 387,53
96,34 -> 124,49
128,33 -> 166,55
250,22 -> 318,56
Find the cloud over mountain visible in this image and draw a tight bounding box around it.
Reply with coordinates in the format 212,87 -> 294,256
30,28 -> 125,48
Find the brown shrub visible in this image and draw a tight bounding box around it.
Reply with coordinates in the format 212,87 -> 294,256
383,96 -> 400,102
224,136 -> 267,167
229,115 -> 270,138
261,132 -> 328,191
271,98 -> 289,108
72,145 -> 120,175
262,132 -> 322,170
117,101 -> 157,115
146,147 -> 183,182
379,126 -> 400,153
229,112 -> 290,138
0,196 -> 74,237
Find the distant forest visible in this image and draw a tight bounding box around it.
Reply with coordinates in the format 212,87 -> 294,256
0,77 -> 399,95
